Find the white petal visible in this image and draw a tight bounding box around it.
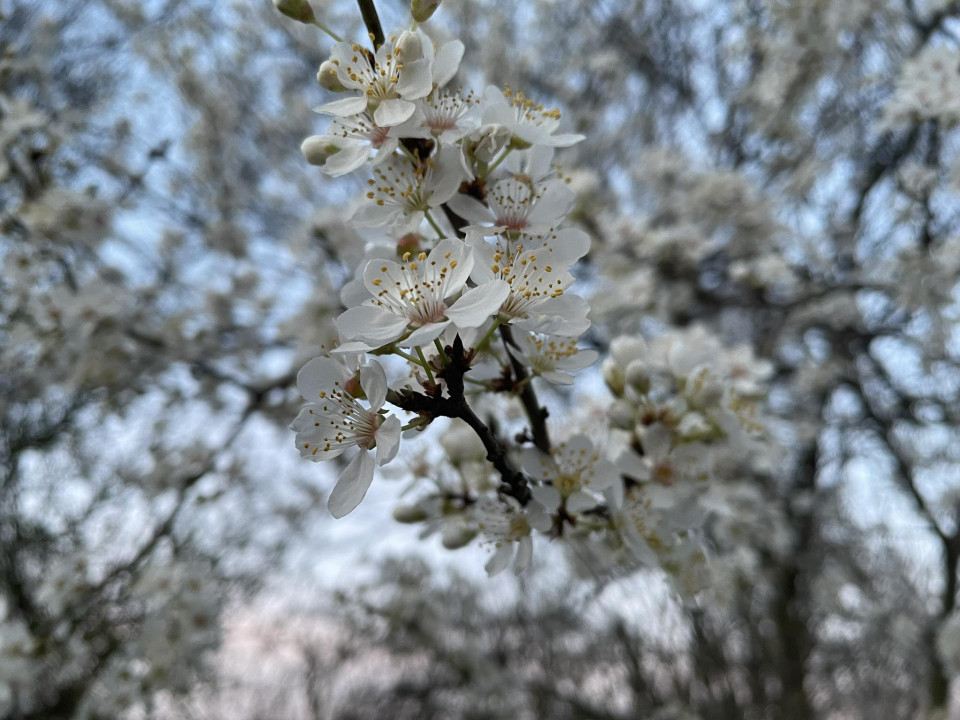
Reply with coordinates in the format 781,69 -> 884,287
314,96 -> 368,117
540,370 -> 575,385
396,58 -> 433,99
404,320 -> 450,347
643,424 -> 673,462
529,484 -> 561,511
446,193 -> 494,226
526,182 -> 576,226
336,305 -> 409,347
428,237 -> 474,294
375,415 -> 402,466
432,41 -> 464,88
322,143 -> 370,176
427,153 -> 468,206
566,490 -> 598,513
297,357 -> 348,400
547,228 -> 591,264
548,132 -> 586,147
327,451 -> 375,518
513,536 -> 533,574
445,280 -> 510,329
359,361 -> 388,410
485,543 -> 514,577
374,99 -> 416,127
520,446 -> 553,481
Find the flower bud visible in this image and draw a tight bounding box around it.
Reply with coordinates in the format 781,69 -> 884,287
607,399 -> 636,429
273,0 -> 315,24
441,522 -> 478,550
396,233 -> 423,258
395,31 -> 424,63
602,357 -> 625,396
677,411 -> 711,440
471,124 -> 511,163
393,504 -> 430,523
300,136 -> 340,166
609,335 -> 647,367
316,60 -> 346,92
686,366 -> 723,408
411,0 -> 442,22
625,359 -> 650,393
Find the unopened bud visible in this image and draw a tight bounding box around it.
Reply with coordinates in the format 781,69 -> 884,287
610,335 -> 647,366
411,0 -> 442,22
316,60 -> 346,92
607,399 -> 636,430
602,357 -> 625,396
441,522 -> 478,550
273,0 -> 315,24
625,360 -> 650,393
677,411 -> 711,440
393,504 -> 430,523
395,31 -> 424,63
396,233 -> 423,257
300,136 -> 340,166
472,124 -> 511,163
686,366 -> 723,408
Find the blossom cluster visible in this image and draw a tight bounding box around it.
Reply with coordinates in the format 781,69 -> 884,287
290,4 -> 773,586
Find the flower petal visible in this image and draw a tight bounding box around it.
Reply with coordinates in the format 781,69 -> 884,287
375,415 -> 402,466
359,360 -> 388,410
445,280 -> 510,329
314,96 -> 368,117
374,99 -> 416,127
327,451 -> 375,518
513,535 -> 533,575
297,357 -> 349,400
433,40 -> 464,88
336,305 -> 409,347
485,542 -> 514,577
395,58 -> 433,99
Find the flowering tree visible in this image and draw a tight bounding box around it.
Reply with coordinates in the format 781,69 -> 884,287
3,0 -> 960,717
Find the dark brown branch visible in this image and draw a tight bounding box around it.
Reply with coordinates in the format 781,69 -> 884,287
499,325 -> 551,453
355,0 -> 385,50
387,336 -> 530,504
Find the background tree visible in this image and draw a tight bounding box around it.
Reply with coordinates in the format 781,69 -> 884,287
1,0 -> 959,718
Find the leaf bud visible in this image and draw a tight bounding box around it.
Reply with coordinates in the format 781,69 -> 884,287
441,522 -> 478,550
411,0 -> 442,22
273,0 -> 315,24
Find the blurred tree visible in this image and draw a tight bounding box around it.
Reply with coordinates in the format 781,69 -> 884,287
1,0 -> 959,718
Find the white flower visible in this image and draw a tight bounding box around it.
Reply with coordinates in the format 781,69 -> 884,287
393,88 -> 481,144
522,435 -> 619,513
315,32 -> 464,128
480,85 -> 584,148
316,36 -> 431,127
354,153 -> 466,232
335,238 -> 509,349
291,357 -> 401,517
447,176 -> 575,234
468,229 -> 591,336
304,114 -> 400,177
507,332 -> 598,384
474,496 -> 551,576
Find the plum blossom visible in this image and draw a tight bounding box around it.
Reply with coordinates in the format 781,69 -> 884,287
447,176 -> 575,234
291,357 -> 401,517
507,332 -> 598,384
302,114 -> 400,177
474,496 -> 551,576
354,152 -> 466,232
335,238 -> 509,349
468,230 -> 591,336
315,31 -> 464,128
522,435 -> 619,514
480,85 -> 585,148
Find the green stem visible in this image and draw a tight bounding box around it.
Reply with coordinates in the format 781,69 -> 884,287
391,347 -> 422,365
482,147 -> 513,179
474,318 -> 503,355
415,345 -> 435,385
311,19 -> 343,42
401,417 -> 428,431
425,210 -> 446,239
434,338 -> 450,365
